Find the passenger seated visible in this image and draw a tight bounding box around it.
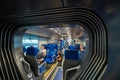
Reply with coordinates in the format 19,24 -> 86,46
79,44 -> 86,60
80,44 -> 85,52
25,46 -> 46,78
38,45 -> 47,64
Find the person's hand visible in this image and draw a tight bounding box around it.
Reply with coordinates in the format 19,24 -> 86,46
57,55 -> 62,62
38,59 -> 43,63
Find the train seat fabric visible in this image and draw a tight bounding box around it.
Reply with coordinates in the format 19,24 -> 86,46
63,49 -> 81,80
75,44 -> 80,50
48,44 -> 55,50
39,65 -> 45,73
59,40 -> 65,50
38,62 -> 46,74
26,46 -> 39,56
45,43 -> 58,64
68,45 -> 76,50
54,44 -> 58,56
65,50 -> 80,61
25,46 -> 46,77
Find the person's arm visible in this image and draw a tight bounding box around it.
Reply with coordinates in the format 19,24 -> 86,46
43,49 -> 47,56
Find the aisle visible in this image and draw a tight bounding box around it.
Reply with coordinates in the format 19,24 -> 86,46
54,67 -> 63,80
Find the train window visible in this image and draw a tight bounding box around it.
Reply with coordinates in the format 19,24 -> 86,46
22,34 -> 39,48
1,8 -> 107,80
21,24 -> 90,80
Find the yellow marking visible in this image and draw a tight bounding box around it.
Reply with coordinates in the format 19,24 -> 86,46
44,63 -> 57,79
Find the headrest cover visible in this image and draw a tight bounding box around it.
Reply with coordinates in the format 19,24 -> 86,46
68,45 -> 76,50
65,50 -> 80,61
26,46 -> 39,56
75,44 -> 80,50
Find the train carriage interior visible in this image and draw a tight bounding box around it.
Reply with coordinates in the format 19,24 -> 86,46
19,24 -> 89,80
1,0 -> 120,80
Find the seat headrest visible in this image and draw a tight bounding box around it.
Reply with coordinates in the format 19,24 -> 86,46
26,46 -> 39,56
65,50 -> 80,61
43,44 -> 49,49
68,45 -> 76,50
75,44 -> 80,50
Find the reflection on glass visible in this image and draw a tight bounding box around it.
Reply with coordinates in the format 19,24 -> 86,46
22,24 -> 89,80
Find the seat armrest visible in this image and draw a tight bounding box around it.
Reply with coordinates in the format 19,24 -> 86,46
64,65 -> 81,80
38,62 -> 46,75
19,57 -> 33,78
52,54 -> 56,62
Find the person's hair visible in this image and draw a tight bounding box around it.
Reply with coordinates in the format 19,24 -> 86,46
41,44 -> 45,48
41,44 -> 44,46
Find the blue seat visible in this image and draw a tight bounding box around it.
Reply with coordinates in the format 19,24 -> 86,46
63,50 -> 81,80
75,44 -> 80,50
53,43 -> 58,56
68,45 -> 76,50
45,50 -> 56,64
64,50 -> 80,61
25,46 -> 46,77
26,46 -> 39,56
59,40 -> 65,50
45,43 -> 57,64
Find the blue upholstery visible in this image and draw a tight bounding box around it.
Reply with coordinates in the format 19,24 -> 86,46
65,50 -> 80,61
54,44 -> 58,56
68,45 -> 76,50
63,49 -> 81,80
45,50 -> 56,64
26,46 -> 39,56
54,44 -> 58,50
48,44 -> 55,50
75,44 -> 80,50
59,40 -> 65,50
39,65 -> 46,73
45,43 -> 58,64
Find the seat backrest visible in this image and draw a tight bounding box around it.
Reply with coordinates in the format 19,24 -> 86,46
59,40 -> 65,50
54,43 -> 58,50
48,43 -> 55,50
26,46 -> 39,56
63,50 -> 81,80
25,46 -> 39,76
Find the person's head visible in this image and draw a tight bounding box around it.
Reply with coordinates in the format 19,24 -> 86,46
80,43 -> 84,51
41,45 -> 45,49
